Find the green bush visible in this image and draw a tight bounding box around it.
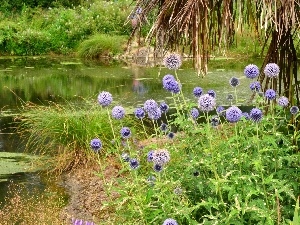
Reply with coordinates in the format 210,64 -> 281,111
77,34 -> 128,58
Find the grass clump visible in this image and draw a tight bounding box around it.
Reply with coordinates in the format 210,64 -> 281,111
77,34 -> 128,59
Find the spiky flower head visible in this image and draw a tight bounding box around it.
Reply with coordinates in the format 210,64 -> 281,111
211,115 -> 220,127
227,94 -> 234,102
144,99 -> 158,113
226,106 -> 242,123
147,150 -> 154,162
147,107 -> 162,120
193,87 -> 203,97
198,94 -> 216,112
153,163 -> 163,172
207,90 -> 216,98
216,105 -> 225,116
249,108 -> 263,122
264,63 -> 280,78
112,106 -> 125,120
244,64 -> 260,79
163,218 -> 178,225
121,152 -> 130,162
160,102 -> 169,113
290,106 -> 299,115
229,77 -> 240,87
97,91 -> 112,107
129,158 -> 139,169
90,138 -> 102,152
277,96 -> 289,107
190,108 -> 199,119
134,107 -> 145,119
160,123 -> 168,132
152,149 -> 170,165
241,112 -> 250,120
249,81 -> 261,92
168,132 -> 175,139
265,89 -> 276,100
163,53 -> 182,70
163,78 -> 181,94
135,6 -> 142,14
174,187 -> 183,195
120,127 -> 131,139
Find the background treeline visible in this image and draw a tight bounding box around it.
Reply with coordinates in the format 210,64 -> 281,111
0,0 -> 136,56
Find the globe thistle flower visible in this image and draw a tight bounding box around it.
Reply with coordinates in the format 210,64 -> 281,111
190,108 -> 199,119
121,152 -> 130,162
198,94 -> 216,112
163,218 -> 178,225
147,108 -> 162,120
135,6 -> 142,14
153,163 -> 163,172
129,158 -> 139,169
229,77 -> 240,87
193,86 -> 203,97
97,91 -> 112,107
244,64 -> 260,79
173,187 -> 183,195
144,99 -> 158,113
163,53 -> 182,70
120,127 -> 131,139
160,102 -> 169,113
227,94 -> 234,102
265,89 -> 276,100
290,106 -> 299,115
277,96 -> 289,107
162,74 -> 175,83
211,115 -> 220,127
226,106 -> 242,123
216,105 -> 225,116
264,63 -> 280,78
207,90 -> 216,98
90,138 -> 102,152
134,107 -> 145,119
163,78 -> 181,94
249,108 -> 263,122
112,106 -> 125,120
241,112 -> 250,120
167,132 -> 175,139
249,81 -> 261,92
147,150 -> 154,162
160,123 -> 168,132
152,149 -> 170,165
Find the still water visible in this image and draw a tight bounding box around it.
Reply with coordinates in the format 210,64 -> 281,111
0,56 -> 261,206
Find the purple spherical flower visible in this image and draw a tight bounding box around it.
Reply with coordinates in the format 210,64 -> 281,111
97,91 -> 112,107
152,149 -> 170,165
162,74 -> 175,83
198,94 -> 216,112
121,152 -> 130,162
207,90 -> 216,98
144,99 -> 158,113
163,78 -> 181,94
147,108 -> 162,120
167,132 -> 175,139
264,63 -> 280,78
226,106 -> 242,123
249,108 -> 263,122
277,96 -> 289,107
229,77 -> 240,87
190,108 -> 199,119
249,81 -> 261,92
265,89 -> 276,100
290,106 -> 299,115
112,106 -> 125,120
129,158 -> 140,169
153,163 -> 163,172
134,107 -> 145,119
163,218 -> 178,225
216,105 -> 225,116
160,102 -> 169,113
163,53 -> 182,70
160,123 -> 168,132
147,150 -> 154,162
90,138 -> 102,152
193,87 -> 203,97
135,6 -> 142,14
120,127 -> 131,139
244,64 -> 260,79
241,112 -> 250,120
